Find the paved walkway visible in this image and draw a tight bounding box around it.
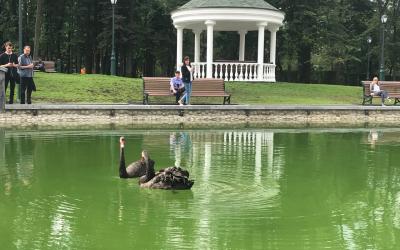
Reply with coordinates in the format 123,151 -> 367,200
4,104 -> 400,111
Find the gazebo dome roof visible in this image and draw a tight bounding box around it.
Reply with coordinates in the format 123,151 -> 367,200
171,0 -> 285,32
178,0 -> 279,11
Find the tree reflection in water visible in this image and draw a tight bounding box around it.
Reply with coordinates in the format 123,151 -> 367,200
0,129 -> 400,249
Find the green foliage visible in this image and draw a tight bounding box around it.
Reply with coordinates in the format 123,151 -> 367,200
1,0 -> 399,84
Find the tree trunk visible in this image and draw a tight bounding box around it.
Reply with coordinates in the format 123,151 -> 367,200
84,3 -> 95,74
390,2 -> 399,80
66,31 -> 72,73
33,0 -> 44,60
298,44 -> 312,83
132,59 -> 138,78
144,51 -> 156,77
126,49 -> 133,77
95,51 -> 101,74
85,50 -> 93,74
101,50 -> 106,75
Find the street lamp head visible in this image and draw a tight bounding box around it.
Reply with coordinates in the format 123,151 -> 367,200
110,0 -> 117,5
367,36 -> 372,44
381,14 -> 388,24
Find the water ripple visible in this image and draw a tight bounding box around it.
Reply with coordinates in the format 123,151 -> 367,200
2,129 -> 400,249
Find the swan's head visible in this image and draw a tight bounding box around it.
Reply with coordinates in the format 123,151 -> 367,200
119,137 -> 125,148
141,150 -> 149,161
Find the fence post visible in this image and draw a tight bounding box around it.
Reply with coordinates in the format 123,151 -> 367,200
0,67 -> 7,112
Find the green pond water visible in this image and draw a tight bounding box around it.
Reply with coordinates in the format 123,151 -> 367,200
1,128 -> 400,250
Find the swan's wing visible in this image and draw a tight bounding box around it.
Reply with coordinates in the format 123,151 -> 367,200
125,160 -> 146,177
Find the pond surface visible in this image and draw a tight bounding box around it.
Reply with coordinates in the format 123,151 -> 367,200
1,128 -> 400,249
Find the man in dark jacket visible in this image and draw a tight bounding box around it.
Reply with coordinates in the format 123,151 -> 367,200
0,42 -> 19,104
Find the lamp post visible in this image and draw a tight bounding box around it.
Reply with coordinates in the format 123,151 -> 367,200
110,0 -> 117,76
367,36 -> 372,80
18,0 -> 23,102
379,14 -> 388,81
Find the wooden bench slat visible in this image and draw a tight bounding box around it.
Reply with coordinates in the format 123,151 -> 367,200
142,77 -> 231,104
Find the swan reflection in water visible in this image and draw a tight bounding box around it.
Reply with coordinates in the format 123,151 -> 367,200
118,137 -> 194,190
368,130 -> 379,149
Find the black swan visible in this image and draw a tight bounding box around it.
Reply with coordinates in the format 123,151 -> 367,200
139,166 -> 194,190
119,137 -> 154,179
119,137 -> 194,190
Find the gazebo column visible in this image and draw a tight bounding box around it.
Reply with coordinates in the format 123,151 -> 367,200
269,26 -> 279,64
193,29 -> 202,63
257,22 -> 268,81
205,20 -> 216,78
175,25 -> 183,70
238,30 -> 247,61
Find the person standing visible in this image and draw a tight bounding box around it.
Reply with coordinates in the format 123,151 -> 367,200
0,42 -> 19,104
18,46 -> 36,104
181,56 -> 193,105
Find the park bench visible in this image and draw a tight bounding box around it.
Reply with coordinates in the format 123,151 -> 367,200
362,81 -> 400,105
142,77 -> 231,105
33,60 -> 57,73
43,61 -> 57,73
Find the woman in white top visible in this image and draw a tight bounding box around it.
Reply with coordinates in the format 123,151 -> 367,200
370,76 -> 390,106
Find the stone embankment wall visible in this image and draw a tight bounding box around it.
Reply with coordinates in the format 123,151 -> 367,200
1,105 -> 400,127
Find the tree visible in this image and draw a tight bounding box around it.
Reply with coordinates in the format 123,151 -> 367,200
1,0 -> 398,83
33,0 -> 44,60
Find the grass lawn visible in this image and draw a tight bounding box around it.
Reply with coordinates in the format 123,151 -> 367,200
6,72 -> 363,105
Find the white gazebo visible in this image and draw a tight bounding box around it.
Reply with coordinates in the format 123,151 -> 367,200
171,0 -> 285,82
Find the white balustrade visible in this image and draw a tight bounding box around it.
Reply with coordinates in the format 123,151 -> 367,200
192,62 -> 276,82
224,64 -> 229,81
192,63 -> 207,79
263,64 -> 276,82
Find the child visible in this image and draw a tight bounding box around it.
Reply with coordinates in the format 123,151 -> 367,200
170,71 -> 186,105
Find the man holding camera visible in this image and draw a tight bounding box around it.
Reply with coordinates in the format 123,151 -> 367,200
18,45 -> 36,104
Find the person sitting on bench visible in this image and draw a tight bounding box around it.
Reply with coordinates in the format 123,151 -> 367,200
370,76 -> 391,106
170,71 -> 186,105
34,59 -> 45,72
